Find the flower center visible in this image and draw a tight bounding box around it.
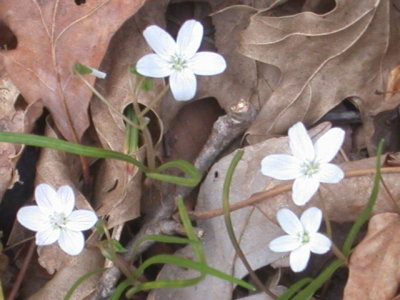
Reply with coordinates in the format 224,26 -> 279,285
170,54 -> 187,71
302,161 -> 320,177
49,212 -> 68,229
301,231 -> 310,244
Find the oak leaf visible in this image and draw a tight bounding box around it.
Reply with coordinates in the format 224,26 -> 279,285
239,0 -> 400,145
0,0 -> 146,142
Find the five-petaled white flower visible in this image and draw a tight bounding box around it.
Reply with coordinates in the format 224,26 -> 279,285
269,207 -> 332,272
17,184 -> 98,256
261,122 -> 345,206
136,19 -> 227,101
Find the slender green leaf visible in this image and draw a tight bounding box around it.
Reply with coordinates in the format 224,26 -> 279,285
0,132 -> 199,186
292,259 -> 344,300
126,276 -> 202,297
176,196 -> 205,263
64,268 -> 106,300
277,278 -> 313,300
147,160 -> 202,187
124,105 -> 139,154
110,279 -> 131,300
0,132 -> 148,171
342,139 -> 384,256
131,254 -> 256,291
132,234 -> 200,256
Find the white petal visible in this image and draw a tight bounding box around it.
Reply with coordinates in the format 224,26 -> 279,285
169,69 -> 196,101
35,184 -> 59,214
277,208 -> 303,236
36,227 -> 60,246
309,233 -> 332,254
292,176 -> 320,206
143,25 -> 177,59
136,54 -> 172,78
269,235 -> 301,252
290,245 -> 311,272
89,68 -> 107,79
58,229 -> 85,256
177,20 -> 203,59
288,122 -> 314,161
189,52 -> 227,75
66,210 -> 98,231
317,163 -> 344,183
300,207 -> 322,233
17,206 -> 50,232
314,128 -> 345,163
261,154 -> 302,180
57,185 -> 75,216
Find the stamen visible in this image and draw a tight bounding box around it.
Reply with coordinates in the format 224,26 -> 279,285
170,55 -> 187,71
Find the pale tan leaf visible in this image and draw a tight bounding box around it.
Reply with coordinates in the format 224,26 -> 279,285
344,213 -> 400,300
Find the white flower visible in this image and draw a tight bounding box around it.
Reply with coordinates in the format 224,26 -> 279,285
261,122 -> 345,206
269,207 -> 332,272
17,184 -> 98,256
136,19 -> 227,101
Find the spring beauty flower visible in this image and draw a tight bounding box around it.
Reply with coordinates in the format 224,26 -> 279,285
136,19 -> 227,101
17,184 -> 98,256
261,122 -> 345,205
269,207 -> 332,272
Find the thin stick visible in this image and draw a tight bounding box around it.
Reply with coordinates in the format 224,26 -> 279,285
7,241 -> 36,300
191,167 -> 400,220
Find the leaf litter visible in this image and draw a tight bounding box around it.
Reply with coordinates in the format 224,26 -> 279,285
1,0 -> 400,299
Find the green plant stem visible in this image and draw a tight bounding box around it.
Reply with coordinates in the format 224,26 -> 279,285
129,76 -> 157,171
138,83 -> 170,118
64,268 -> 106,300
76,73 -> 141,130
222,151 -> 276,298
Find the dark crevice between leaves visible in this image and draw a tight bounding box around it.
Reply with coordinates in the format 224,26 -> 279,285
0,112 -> 46,244
0,21 -> 17,51
74,0 -> 86,6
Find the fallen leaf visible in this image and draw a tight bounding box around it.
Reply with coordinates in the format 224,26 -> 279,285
30,246 -> 103,300
150,122 -> 400,299
91,1 -> 166,227
239,0 -> 400,147
344,213 -> 400,300
0,75 -> 41,199
0,0 -> 146,142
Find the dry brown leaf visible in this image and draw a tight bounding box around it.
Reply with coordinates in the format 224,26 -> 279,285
344,213 -> 400,300
91,1 -> 166,227
0,75 -> 41,199
0,0 -> 146,142
239,0 -> 400,146
385,65 -> 400,100
29,247 -> 103,300
150,122 -> 400,299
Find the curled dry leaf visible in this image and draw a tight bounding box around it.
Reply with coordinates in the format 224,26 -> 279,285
150,122 -> 400,299
239,0 -> 400,146
344,213 -> 400,300
0,0 -> 146,142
